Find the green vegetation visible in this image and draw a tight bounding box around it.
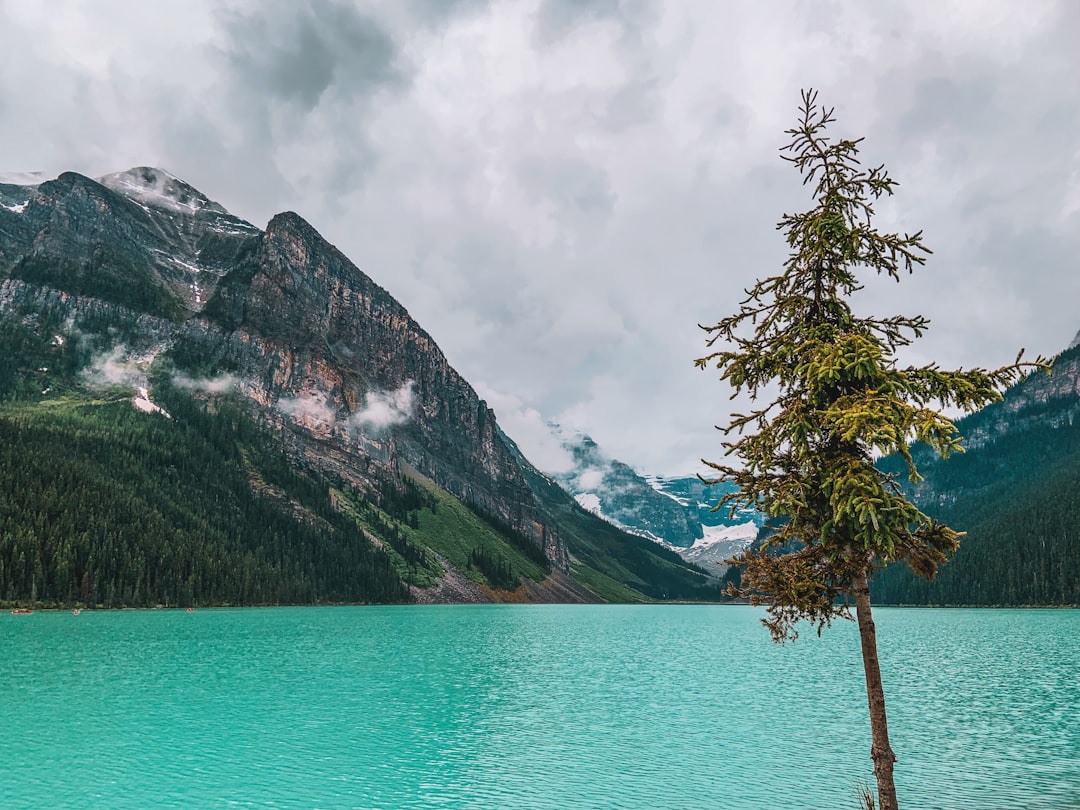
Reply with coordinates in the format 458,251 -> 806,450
694,91 -> 1047,809
873,376 -> 1080,605
11,249 -> 185,321
332,482 -> 442,589
0,391 -> 408,608
0,311 -> 87,401
467,546 -> 518,591
398,472 -> 549,588
566,562 -> 645,604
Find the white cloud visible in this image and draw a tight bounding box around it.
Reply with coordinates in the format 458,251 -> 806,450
81,345 -> 149,389
172,372 -> 240,393
3,0 -> 1077,474
575,466 -> 606,491
349,381 -> 416,431
475,381 -> 576,474
277,390 -> 336,427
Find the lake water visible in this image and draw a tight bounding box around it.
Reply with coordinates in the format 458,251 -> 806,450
1,605 -> 1077,809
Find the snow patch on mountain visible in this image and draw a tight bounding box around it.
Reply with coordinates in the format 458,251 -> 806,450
689,521 -> 759,550
676,521 -> 758,569
208,220 -> 259,235
644,474 -> 691,505
133,386 -> 171,418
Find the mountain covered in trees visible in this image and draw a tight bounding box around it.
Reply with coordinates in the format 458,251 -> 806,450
0,168 -> 719,608
872,338 -> 1080,606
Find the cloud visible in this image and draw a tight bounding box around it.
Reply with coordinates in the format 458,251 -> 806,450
575,466 -> 607,490
475,382 -> 576,474
171,372 -> 240,394
277,390 -> 337,427
81,345 -> 148,389
349,381 -> 417,431
221,1 -> 407,112
2,1 -> 1077,476
208,1 -> 413,200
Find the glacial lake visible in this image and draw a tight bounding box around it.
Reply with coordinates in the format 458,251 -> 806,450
2,605 -> 1077,810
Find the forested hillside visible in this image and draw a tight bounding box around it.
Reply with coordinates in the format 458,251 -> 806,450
873,344 -> 1080,605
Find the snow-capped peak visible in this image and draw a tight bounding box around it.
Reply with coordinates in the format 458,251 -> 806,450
97,167 -> 229,217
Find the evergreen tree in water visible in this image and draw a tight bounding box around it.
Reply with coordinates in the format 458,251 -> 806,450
696,90 -> 1048,809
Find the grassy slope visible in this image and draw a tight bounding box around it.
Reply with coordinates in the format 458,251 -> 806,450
403,473 -> 550,584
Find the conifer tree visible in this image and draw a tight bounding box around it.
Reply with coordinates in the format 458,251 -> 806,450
696,90 -> 1048,810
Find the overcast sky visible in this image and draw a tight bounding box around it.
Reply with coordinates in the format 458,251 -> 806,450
2,0 -> 1078,475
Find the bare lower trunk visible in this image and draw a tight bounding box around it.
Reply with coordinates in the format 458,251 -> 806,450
853,569 -> 898,810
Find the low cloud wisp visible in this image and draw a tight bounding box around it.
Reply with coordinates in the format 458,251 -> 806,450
172,372 -> 240,393
349,381 -> 416,431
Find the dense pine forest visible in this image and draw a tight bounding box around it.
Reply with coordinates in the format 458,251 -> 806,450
0,308 -> 487,607
0,387 -> 411,607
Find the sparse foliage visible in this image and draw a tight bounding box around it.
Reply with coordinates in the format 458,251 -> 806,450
696,90 -> 1049,809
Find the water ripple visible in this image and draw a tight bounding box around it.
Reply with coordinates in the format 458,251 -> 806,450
1,606 -> 1077,809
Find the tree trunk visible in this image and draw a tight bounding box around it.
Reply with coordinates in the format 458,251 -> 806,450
853,568 -> 899,810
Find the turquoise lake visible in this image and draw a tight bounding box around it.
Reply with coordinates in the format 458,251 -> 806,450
2,605 -> 1077,809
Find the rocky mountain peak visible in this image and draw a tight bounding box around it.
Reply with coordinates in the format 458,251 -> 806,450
265,210 -> 316,238
98,167 -> 229,217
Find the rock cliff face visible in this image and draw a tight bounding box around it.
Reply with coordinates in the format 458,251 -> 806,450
960,345 -> 1080,449
0,168 -> 569,568
199,210 -> 566,565
2,169 -> 259,319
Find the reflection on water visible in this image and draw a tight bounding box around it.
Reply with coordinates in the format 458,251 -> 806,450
1,605 -> 1077,809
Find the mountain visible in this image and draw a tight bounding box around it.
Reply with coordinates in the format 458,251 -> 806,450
548,425 -> 760,572
0,167 -> 719,608
541,338 -> 1079,603
871,339 -> 1080,606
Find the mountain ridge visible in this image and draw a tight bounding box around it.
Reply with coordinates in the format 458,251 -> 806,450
0,166 -> 719,607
